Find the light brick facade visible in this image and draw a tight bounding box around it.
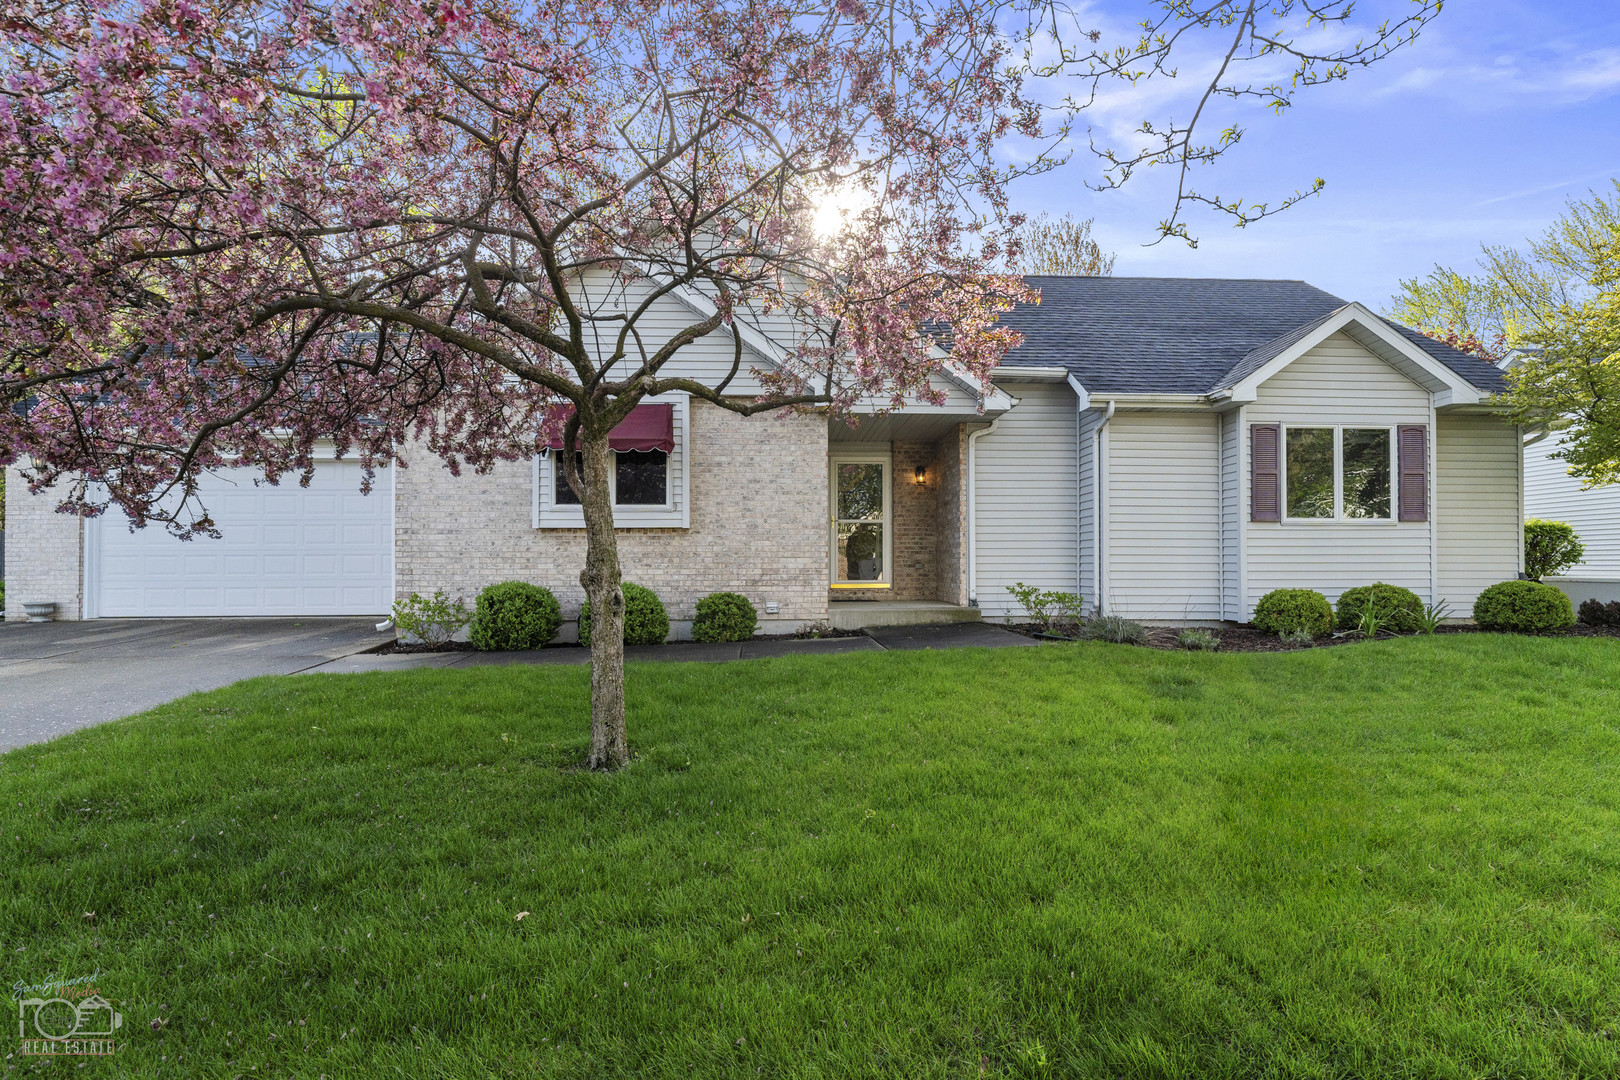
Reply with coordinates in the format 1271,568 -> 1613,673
934,426 -> 970,605
4,408 -> 971,627
396,402 -> 830,635
3,466 -> 84,622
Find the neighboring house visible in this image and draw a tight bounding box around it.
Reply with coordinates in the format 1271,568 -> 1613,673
1523,432 -> 1620,605
3,277 -> 1520,631
1495,347 -> 1620,606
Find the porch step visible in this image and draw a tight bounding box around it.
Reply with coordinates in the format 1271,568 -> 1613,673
828,601 -> 983,631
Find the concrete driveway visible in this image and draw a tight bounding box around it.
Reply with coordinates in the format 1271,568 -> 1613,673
0,618 -> 393,750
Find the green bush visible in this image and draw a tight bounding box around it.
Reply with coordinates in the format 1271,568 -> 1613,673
1008,582 -> 1085,634
1252,588 -> 1332,637
392,589 -> 471,647
1334,583 -> 1424,634
469,581 -> 561,651
692,592 -> 758,643
579,582 -> 669,647
1473,580 -> 1576,633
1524,519 -> 1585,581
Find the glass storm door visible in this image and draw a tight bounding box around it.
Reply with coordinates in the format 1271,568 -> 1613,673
830,453 -> 891,587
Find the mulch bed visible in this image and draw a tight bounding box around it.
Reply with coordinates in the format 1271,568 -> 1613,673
1007,621 -> 1620,653
374,626 -> 863,655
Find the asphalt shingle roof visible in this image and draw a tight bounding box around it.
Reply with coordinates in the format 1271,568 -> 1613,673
996,276 -> 1506,395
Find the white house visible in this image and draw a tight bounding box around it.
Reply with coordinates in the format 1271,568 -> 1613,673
4,276 -> 1523,630
1524,432 -> 1620,605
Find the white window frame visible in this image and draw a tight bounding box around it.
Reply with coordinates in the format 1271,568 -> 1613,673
533,392 -> 690,529
828,445 -> 893,588
1279,423 -> 1398,525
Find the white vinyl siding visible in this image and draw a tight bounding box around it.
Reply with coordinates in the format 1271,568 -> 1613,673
1244,333 -> 1434,614
1525,431 -> 1620,580
1436,413 -> 1523,609
572,275 -> 774,392
974,380 -> 1079,618
1103,411 -> 1222,620
534,393 -> 690,529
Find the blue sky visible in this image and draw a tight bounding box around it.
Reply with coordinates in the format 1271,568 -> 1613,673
1011,0 -> 1620,310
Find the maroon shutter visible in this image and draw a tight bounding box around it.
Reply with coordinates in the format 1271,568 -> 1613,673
1251,423 -> 1281,522
1398,424 -> 1428,522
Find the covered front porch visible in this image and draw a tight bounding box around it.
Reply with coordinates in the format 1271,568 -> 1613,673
826,391 -> 1007,627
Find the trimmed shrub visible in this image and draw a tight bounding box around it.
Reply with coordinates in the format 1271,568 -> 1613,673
1579,598 -> 1620,627
1334,583 -> 1424,634
579,582 -> 669,647
1079,615 -> 1148,645
1252,588 -> 1332,638
1473,580 -> 1576,633
692,592 -> 758,643
470,581 -> 561,651
1524,519 -> 1585,581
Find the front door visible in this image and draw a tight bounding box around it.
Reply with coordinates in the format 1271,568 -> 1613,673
829,448 -> 892,588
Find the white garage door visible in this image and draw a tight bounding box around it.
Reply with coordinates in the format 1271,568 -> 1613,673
89,463 -> 393,617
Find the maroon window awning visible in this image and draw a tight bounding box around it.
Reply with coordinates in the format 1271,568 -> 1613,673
544,404 -> 674,453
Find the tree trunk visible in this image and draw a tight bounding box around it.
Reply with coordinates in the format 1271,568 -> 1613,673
578,429 -> 629,769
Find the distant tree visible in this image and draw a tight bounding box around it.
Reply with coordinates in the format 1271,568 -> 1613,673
1386,267 -> 1509,360
1018,214 -> 1116,277
1388,183 -> 1620,487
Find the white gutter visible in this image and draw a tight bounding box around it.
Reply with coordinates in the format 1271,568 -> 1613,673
1093,400 -> 1116,616
965,418 -> 1001,606
992,365 -> 1070,382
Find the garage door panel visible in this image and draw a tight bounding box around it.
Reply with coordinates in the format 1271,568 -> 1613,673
92,464 -> 392,617
263,525 -> 299,546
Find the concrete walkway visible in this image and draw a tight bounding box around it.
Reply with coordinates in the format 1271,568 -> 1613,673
303,621 -> 1037,675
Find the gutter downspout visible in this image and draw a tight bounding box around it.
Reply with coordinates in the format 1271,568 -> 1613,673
1066,375 -> 1091,602
1093,400 -> 1116,616
965,419 -> 1001,606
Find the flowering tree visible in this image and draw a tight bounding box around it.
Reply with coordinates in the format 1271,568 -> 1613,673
1,0 -> 1439,767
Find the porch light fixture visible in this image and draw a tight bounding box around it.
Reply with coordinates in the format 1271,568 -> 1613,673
913,465 -> 927,485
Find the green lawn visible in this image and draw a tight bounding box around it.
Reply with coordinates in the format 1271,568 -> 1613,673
4,637 -> 1620,1078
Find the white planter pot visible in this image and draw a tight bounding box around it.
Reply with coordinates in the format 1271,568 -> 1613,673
22,602 -> 57,623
